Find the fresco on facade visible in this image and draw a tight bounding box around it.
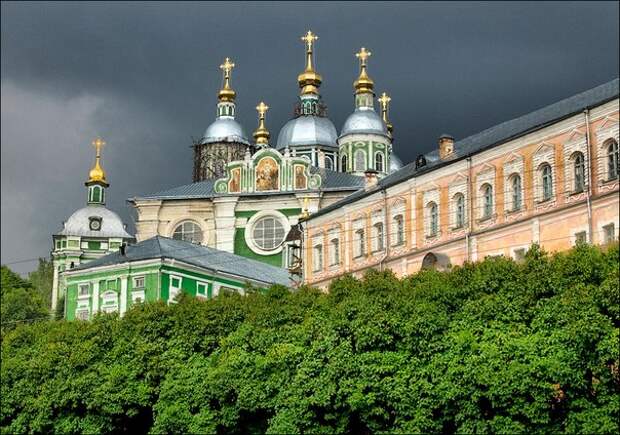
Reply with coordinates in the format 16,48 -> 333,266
294,164 -> 307,190
229,167 -> 241,193
256,157 -> 279,191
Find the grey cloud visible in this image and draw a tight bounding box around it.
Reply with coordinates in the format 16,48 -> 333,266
1,1 -> 618,272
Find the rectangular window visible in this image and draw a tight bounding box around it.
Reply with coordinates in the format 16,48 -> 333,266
133,276 -> 145,288
87,241 -> 101,250
171,277 -> 181,288
106,279 -> 117,291
76,310 -> 89,321
513,248 -> 526,262
197,282 -> 208,296
574,231 -> 587,245
313,245 -> 323,272
330,239 -> 340,266
78,283 -> 90,296
354,229 -> 366,258
603,224 -> 615,244
61,240 -> 67,248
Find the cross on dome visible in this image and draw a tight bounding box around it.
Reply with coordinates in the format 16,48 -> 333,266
356,47 -> 372,65
218,56 -> 237,102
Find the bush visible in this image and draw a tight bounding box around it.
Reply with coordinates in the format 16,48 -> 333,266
2,244 -> 619,434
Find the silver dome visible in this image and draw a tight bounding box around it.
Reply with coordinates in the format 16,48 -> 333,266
276,116 -> 338,150
201,117 -> 249,145
340,108 -> 389,138
57,205 -> 133,239
390,153 -> 404,173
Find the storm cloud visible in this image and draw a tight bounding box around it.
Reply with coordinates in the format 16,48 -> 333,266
2,1 -> 618,273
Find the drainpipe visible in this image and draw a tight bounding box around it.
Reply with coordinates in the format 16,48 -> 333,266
379,188 -> 390,271
584,109 -> 594,243
466,156 -> 473,261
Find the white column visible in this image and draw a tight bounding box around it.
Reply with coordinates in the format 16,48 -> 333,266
51,264 -> 59,314
92,281 -> 99,313
120,276 -> 128,315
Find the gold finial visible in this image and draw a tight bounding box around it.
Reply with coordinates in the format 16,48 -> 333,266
253,101 -> 270,146
297,30 -> 322,95
87,137 -> 108,185
354,47 -> 374,95
218,57 -> 236,102
378,92 -> 393,137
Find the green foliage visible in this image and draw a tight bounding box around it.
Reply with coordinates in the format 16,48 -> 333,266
27,258 -> 54,309
1,266 -> 49,332
2,244 -> 619,434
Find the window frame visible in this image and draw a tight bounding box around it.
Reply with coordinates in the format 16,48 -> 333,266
312,244 -> 323,272
372,222 -> 385,252
541,164 -> 553,201
428,202 -> 439,237
572,151 -> 586,193
329,237 -> 340,266
393,214 -> 405,246
481,183 -> 493,219
172,220 -> 204,244
354,228 -> 366,258
354,149 -> 366,172
607,139 -> 619,180
374,151 -> 384,173
510,174 -> 522,211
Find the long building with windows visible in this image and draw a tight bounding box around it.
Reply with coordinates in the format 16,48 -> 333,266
300,79 -> 619,288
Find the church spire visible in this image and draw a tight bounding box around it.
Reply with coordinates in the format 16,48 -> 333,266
86,137 -> 108,205
297,30 -> 322,95
354,47 -> 374,95
218,57 -> 236,103
253,101 -> 270,147
378,92 -> 393,137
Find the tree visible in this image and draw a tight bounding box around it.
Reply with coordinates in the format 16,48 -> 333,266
1,244 -> 619,434
28,258 -> 54,309
1,266 -> 49,332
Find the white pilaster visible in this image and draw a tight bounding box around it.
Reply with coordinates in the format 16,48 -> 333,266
51,264 -> 59,314
213,196 -> 239,253
120,276 -> 128,315
92,281 -> 99,313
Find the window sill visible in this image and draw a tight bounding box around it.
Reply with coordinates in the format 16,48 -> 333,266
426,232 -> 441,240
391,241 -> 405,248
477,213 -> 496,224
536,197 -> 553,204
371,249 -> 385,254
570,188 -> 585,196
353,255 -> 367,260
603,176 -> 619,184
451,225 -> 465,232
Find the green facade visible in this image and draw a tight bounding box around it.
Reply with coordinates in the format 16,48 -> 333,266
233,208 -> 301,267
64,261 -> 257,321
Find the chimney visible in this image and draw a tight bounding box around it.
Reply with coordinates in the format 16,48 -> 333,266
438,134 -> 455,160
364,169 -> 379,190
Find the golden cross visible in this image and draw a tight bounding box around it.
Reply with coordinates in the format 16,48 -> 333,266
256,101 -> 269,117
355,47 -> 372,66
92,137 -> 106,158
378,92 -> 391,111
220,57 -> 235,77
301,30 -> 318,52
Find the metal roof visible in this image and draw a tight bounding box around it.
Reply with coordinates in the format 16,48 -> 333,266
70,236 -> 292,287
56,205 -> 133,239
305,78 -> 619,221
132,167 -> 364,200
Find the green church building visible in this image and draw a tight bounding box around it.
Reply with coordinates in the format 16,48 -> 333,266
62,236 -> 291,320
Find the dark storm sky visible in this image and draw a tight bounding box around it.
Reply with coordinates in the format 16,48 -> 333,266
1,1 -> 618,273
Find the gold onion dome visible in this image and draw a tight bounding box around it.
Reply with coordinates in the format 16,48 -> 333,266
378,92 -> 394,136
297,30 -> 322,95
354,47 -> 374,95
253,101 -> 270,146
87,137 -> 108,186
218,57 -> 236,102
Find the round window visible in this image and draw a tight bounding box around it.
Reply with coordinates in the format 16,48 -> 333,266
252,216 -> 286,251
172,221 -> 203,244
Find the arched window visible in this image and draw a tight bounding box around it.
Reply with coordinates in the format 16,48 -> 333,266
354,150 -> 366,172
510,174 -> 522,211
354,229 -> 365,258
428,202 -> 438,236
393,215 -> 405,246
313,244 -> 323,272
372,222 -> 384,252
330,238 -> 340,265
375,152 -> 384,172
341,154 -> 348,172
454,193 -> 465,228
573,152 -> 585,192
541,164 -> 553,201
172,220 -> 203,244
252,216 -> 286,251
607,139 -> 619,180
324,155 -> 333,170
91,186 -> 102,203
482,184 -> 493,218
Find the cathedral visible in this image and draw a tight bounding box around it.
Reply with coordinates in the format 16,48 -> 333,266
129,31 -> 402,269
50,30 -> 619,319
52,31 -> 405,318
